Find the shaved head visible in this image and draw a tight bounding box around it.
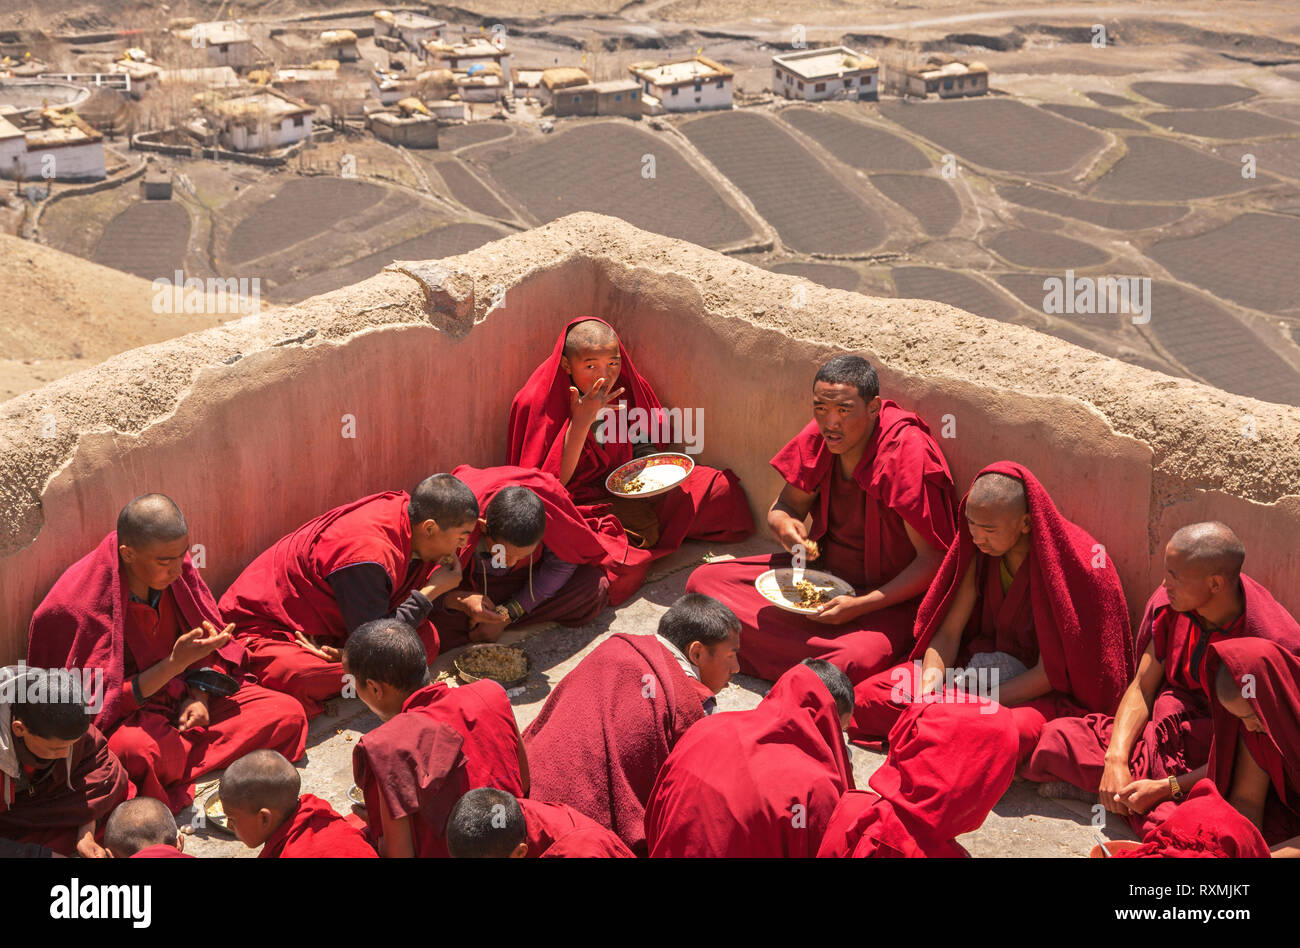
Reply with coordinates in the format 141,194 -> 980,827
104,797 -> 178,857
562,319 -> 618,358
967,472 -> 1027,516
117,493 -> 188,549
1169,522 -> 1245,581
220,750 -> 300,817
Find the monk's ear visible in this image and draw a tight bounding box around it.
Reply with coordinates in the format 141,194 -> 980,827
686,641 -> 703,665
559,354 -> 572,375
176,833 -> 186,853
510,842 -> 528,859
1019,513 -> 1031,535
119,544 -> 136,565
866,395 -> 881,416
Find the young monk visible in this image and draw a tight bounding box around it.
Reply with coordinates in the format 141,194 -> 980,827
0,666 -> 130,858
644,658 -> 855,858
818,700 -> 1020,857
446,788 -> 634,858
523,593 -> 739,854
507,316 -> 753,573
27,494 -> 307,811
221,750 -> 377,858
104,797 -> 191,858
1024,522 -> 1300,836
219,474 -> 477,716
1113,779 -> 1270,859
433,465 -> 635,647
848,464 -> 1134,762
686,355 -> 957,684
345,618 -> 527,857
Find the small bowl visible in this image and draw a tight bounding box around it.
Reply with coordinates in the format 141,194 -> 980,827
347,784 -> 365,807
1089,840 -> 1142,858
453,644 -> 532,689
198,788 -> 236,836
605,452 -> 694,499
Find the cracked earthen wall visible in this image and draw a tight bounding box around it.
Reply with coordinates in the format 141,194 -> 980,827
2,212 -> 1298,662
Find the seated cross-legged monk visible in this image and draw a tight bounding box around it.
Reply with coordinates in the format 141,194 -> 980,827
104,797 -> 192,859
432,465 -> 640,647
1113,779 -> 1270,859
345,619 -> 527,857
848,464 -> 1135,763
1024,522 -> 1300,836
221,750 -> 377,859
644,659 -> 856,858
219,475 -> 477,717
27,494 -> 307,811
686,355 -> 957,684
523,593 -> 739,855
819,700 -> 1020,858
507,316 -> 754,577
446,788 -> 635,858
0,667 -> 131,858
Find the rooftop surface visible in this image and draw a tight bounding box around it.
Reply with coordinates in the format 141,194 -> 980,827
773,46 -> 879,79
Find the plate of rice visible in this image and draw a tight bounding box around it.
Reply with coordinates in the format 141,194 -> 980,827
755,568 -> 854,615
605,453 -> 694,498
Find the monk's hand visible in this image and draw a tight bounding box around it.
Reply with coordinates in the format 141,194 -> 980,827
293,630 -> 340,663
1099,760 -> 1134,816
319,644 -> 342,663
568,377 -> 626,431
171,621 -> 233,669
75,824 -> 107,859
1116,778 -> 1169,815
423,554 -> 464,599
460,593 -> 506,624
810,595 -> 862,625
776,519 -> 811,555
176,694 -> 210,732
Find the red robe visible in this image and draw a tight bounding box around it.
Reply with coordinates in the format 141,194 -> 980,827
1025,573 -> 1300,835
507,316 -> 754,580
400,681 -> 524,798
818,700 -> 1019,857
131,844 -> 193,858
520,798 -> 636,858
686,402 -> 957,684
1114,780 -> 1270,858
850,462 -> 1133,762
219,491 -> 443,717
523,633 -> 714,855
26,532 -> 307,811
644,664 -> 855,858
260,793 -> 378,858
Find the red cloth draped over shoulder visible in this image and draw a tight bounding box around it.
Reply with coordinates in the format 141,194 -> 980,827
520,798 -> 636,858
770,401 -> 957,584
1115,780 -> 1270,858
352,713 -> 469,858
401,681 -> 524,798
523,633 -> 712,854
27,532 -> 243,732
910,462 -> 1134,715
219,491 -> 437,650
260,793 -> 378,858
644,663 -> 854,858
450,464 -> 643,606
131,844 -> 193,858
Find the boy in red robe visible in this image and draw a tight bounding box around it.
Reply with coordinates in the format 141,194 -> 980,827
686,355 -> 956,684
221,750 -> 377,858
523,593 -> 739,854
345,618 -> 527,857
818,700 -> 1020,857
1113,780 -> 1270,859
507,317 -> 753,582
0,666 -> 131,858
219,474 -> 477,716
1024,522 -> 1300,836
446,788 -> 635,858
644,659 -> 856,858
104,797 -> 192,858
848,464 -> 1134,762
27,494 -> 307,811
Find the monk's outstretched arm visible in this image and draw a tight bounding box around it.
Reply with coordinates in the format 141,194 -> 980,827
920,560 -> 977,694
1100,642 -> 1164,814
768,483 -> 816,551
861,523 -> 946,611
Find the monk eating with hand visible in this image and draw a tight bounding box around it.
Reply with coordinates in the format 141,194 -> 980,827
219,475 -> 477,717
507,317 -> 753,583
28,494 -> 307,811
686,354 -> 957,684
1024,521 -> 1300,836
103,797 -> 191,858
847,464 -> 1134,763
446,787 -> 634,858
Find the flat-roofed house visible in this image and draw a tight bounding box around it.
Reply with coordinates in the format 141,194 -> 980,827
536,66 -> 589,105
423,39 -> 511,79
771,46 -> 878,101
1,107 -> 106,180
202,88 -> 313,152
374,11 -> 447,56
186,21 -> 254,69
886,57 -> 989,98
628,55 -> 732,112
319,29 -> 360,63
552,78 -> 641,118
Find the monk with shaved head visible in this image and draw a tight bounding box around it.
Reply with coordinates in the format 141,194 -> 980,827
1025,521 -> 1300,837
104,797 -> 190,858
29,493 -> 309,812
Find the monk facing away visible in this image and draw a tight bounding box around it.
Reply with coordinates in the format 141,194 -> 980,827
222,750 -> 376,859
104,797 -> 191,859
686,354 -> 957,684
446,787 -> 634,859
219,474 -> 477,717
1024,521 -> 1300,836
0,666 -> 131,858
27,494 -> 307,811
345,618 -> 527,857
644,659 -> 856,858
848,464 -> 1134,762
523,592 -> 739,855
507,316 -> 753,576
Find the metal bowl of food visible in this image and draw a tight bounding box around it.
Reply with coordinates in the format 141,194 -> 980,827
453,644 -> 532,689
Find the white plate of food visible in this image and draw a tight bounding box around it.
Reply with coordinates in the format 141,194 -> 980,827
605,452 -> 694,499
755,568 -> 855,615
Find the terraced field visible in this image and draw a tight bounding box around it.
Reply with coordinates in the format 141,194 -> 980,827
92,201 -> 191,279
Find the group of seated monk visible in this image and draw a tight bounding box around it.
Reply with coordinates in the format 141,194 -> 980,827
3,316 -> 1296,858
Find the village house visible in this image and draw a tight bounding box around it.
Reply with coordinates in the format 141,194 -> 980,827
423,39 -> 511,79
373,11 -> 446,57
552,78 -> 641,118
771,46 -> 879,101
628,55 -> 733,112
0,106 -> 105,181
367,98 -> 438,147
885,56 -> 989,98
199,87 -> 313,152
159,66 -> 240,89
535,66 -> 589,105
319,29 -> 360,63
185,21 -> 254,70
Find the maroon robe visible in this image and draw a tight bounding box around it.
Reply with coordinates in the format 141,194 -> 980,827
397,680 -> 524,798
686,402 -> 957,684
260,793 -> 378,858
131,843 -> 193,858
1114,780 -> 1270,858
520,798 -> 636,858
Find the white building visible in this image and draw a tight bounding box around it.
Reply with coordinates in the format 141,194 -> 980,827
886,58 -> 989,98
186,21 -> 254,69
203,88 -> 313,152
159,66 -> 240,89
374,11 -> 446,55
628,56 -> 733,112
0,108 -> 106,181
771,46 -> 878,101
423,39 -> 511,79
